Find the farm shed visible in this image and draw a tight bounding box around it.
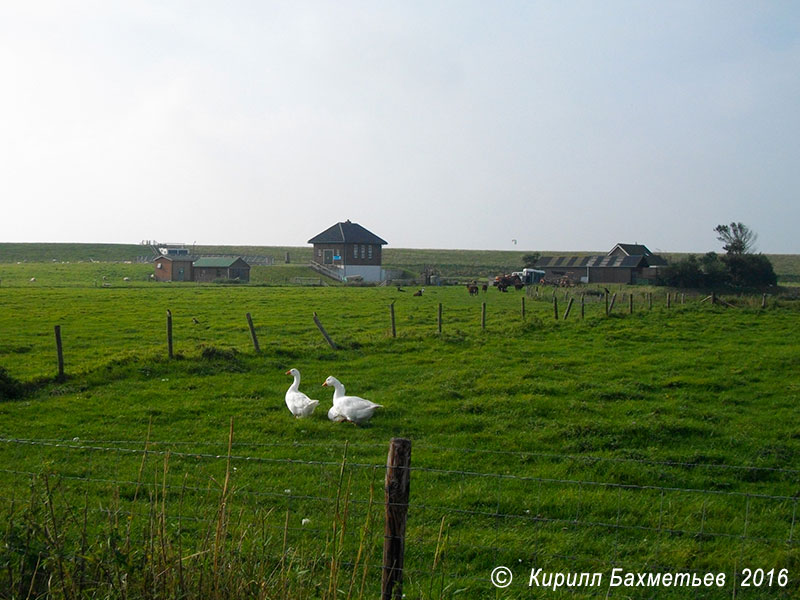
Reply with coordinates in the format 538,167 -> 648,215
153,255 -> 195,282
534,243 -> 666,285
192,257 -> 251,283
308,220 -> 388,282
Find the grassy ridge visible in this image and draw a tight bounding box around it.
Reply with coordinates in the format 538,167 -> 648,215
0,279 -> 798,597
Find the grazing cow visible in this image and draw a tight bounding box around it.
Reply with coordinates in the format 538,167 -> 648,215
482,284 -> 488,293
413,288 -> 424,296
466,284 -> 479,296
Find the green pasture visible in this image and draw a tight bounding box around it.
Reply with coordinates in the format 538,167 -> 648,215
0,271 -> 798,598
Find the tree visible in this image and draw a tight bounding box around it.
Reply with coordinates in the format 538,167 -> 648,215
714,222 -> 757,255
521,252 -> 541,268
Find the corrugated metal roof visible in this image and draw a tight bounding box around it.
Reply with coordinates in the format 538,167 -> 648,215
308,220 -> 388,245
193,257 -> 248,268
536,255 -> 649,268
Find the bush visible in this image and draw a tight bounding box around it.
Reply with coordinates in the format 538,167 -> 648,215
723,253 -> 777,288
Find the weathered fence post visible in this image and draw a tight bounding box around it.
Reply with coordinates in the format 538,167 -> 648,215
437,303 -> 443,334
313,312 -> 337,350
629,293 -> 634,315
166,309 -> 173,359
580,294 -> 585,319
553,296 -> 559,320
648,292 -> 653,310
667,293 -> 671,309
608,293 -> 617,314
245,313 -> 260,353
761,293 -> 767,309
382,437 -> 412,600
389,303 -> 396,338
563,297 -> 574,320
521,297 -> 526,320
54,325 -> 65,381
481,302 -> 486,330
604,292 -> 609,316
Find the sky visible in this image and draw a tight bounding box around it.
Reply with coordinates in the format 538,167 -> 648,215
1,2 -> 799,253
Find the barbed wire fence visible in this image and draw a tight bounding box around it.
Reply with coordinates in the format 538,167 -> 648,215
0,435 -> 796,599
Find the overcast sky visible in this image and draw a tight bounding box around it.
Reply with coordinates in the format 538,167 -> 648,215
1,2 -> 798,253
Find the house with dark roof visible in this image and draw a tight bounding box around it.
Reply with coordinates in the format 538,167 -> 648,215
534,243 -> 666,285
153,255 -> 250,282
308,220 -> 388,282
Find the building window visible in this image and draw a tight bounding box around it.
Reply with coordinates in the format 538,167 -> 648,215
353,245 -> 357,258
317,249 -> 321,257
368,245 -> 373,259
360,245 -> 365,259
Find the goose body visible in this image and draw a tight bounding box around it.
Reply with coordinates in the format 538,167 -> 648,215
285,369 -> 319,418
322,376 -> 382,424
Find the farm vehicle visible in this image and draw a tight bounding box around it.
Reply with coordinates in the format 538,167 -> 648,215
492,268 -> 545,291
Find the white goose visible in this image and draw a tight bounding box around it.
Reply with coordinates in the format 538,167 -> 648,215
284,368 -> 319,418
322,376 -> 382,424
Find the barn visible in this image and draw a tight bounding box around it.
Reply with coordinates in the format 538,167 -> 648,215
534,243 -> 666,285
308,220 -> 388,282
192,257 -> 251,283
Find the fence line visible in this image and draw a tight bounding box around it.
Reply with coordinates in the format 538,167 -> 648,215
1,436 -> 797,476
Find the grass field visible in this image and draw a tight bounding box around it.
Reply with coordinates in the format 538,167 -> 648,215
0,262 -> 798,599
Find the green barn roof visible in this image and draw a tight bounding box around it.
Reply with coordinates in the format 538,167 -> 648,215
192,257 -> 248,268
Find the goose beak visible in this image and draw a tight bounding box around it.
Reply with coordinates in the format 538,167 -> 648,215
322,382 -> 328,387
285,370 -> 291,375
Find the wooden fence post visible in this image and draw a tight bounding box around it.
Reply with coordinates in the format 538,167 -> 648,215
605,292 -> 609,316
629,293 -> 634,314
667,293 -> 671,309
648,292 -> 652,310
563,297 -> 574,320
389,303 -> 396,338
246,313 -> 260,353
166,309 -> 173,359
580,294 -> 585,319
553,296 -> 559,320
382,438 -> 412,600
54,325 -> 65,381
481,302 -> 486,330
313,312 -> 337,349
761,293 -> 767,309
521,297 -> 525,320
608,293 -> 617,314
437,303 -> 442,334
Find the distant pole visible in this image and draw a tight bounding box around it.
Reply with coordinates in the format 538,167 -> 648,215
389,303 -> 396,338
553,296 -> 559,320
437,303 -> 442,334
166,310 -> 173,359
246,312 -> 260,353
313,312 -> 337,350
54,325 -> 65,381
382,438 -> 412,600
481,302 -> 486,330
